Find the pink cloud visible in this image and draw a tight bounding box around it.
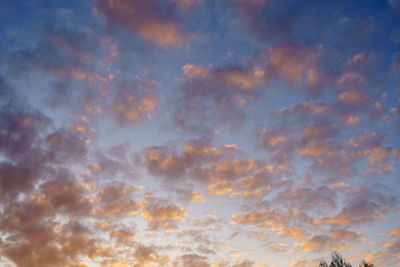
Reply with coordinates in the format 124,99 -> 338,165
98,0 -> 193,48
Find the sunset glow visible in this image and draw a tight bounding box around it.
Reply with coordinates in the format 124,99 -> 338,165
0,1 -> 400,267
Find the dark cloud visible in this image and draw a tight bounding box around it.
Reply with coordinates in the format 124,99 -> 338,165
173,43 -> 328,134
44,129 -> 87,163
274,186 -> 337,213
39,178 -> 93,216
0,103 -> 51,160
177,253 -> 210,267
237,0 -> 392,52
341,184 -> 398,222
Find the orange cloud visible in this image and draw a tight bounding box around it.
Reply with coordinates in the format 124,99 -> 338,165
388,226 -> 400,236
267,43 -> 320,84
182,64 -> 266,90
96,185 -> 141,217
296,141 -> 330,157
173,0 -> 204,11
340,113 -> 360,125
98,0 -> 192,48
339,89 -> 369,105
109,229 -> 136,239
141,203 -> 186,230
291,259 -> 309,267
112,79 -> 158,125
84,105 -> 103,115
189,190 -> 207,203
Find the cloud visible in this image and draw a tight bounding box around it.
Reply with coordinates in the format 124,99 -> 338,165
174,64 -> 261,134
131,244 -> 170,266
140,146 -> 186,181
256,119 -> 398,178
97,0 -> 193,48
112,77 -> 159,126
177,189 -> 206,203
338,89 -> 371,110
232,209 -> 312,241
39,178 -> 93,216
291,259 -> 309,267
0,1 -> 399,266
0,183 -> 111,267
294,230 -> 364,253
44,128 -> 88,163
263,43 -> 324,88
233,260 -> 255,267
173,43 -> 326,134
96,184 -> 141,217
340,185 -> 397,221
139,140 -> 288,200
2,12 -> 162,131
294,235 -> 335,253
172,0 -> 204,12
0,103 -> 91,203
0,161 -> 43,200
137,137 -> 243,182
319,184 -> 398,227
235,0 -> 342,45
177,253 -> 210,267
109,228 -> 136,240
273,186 -> 337,213
0,103 -> 51,161
388,226 -> 400,236
141,202 -> 186,230
393,52 -> 400,71
277,102 -> 334,118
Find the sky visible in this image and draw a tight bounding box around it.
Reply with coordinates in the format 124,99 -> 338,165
0,0 -> 400,267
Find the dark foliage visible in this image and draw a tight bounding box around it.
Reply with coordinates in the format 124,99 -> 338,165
319,252 -> 375,267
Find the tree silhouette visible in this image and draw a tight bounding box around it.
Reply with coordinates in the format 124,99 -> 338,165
319,252 -> 352,267
319,252 -> 376,267
359,260 -> 375,267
